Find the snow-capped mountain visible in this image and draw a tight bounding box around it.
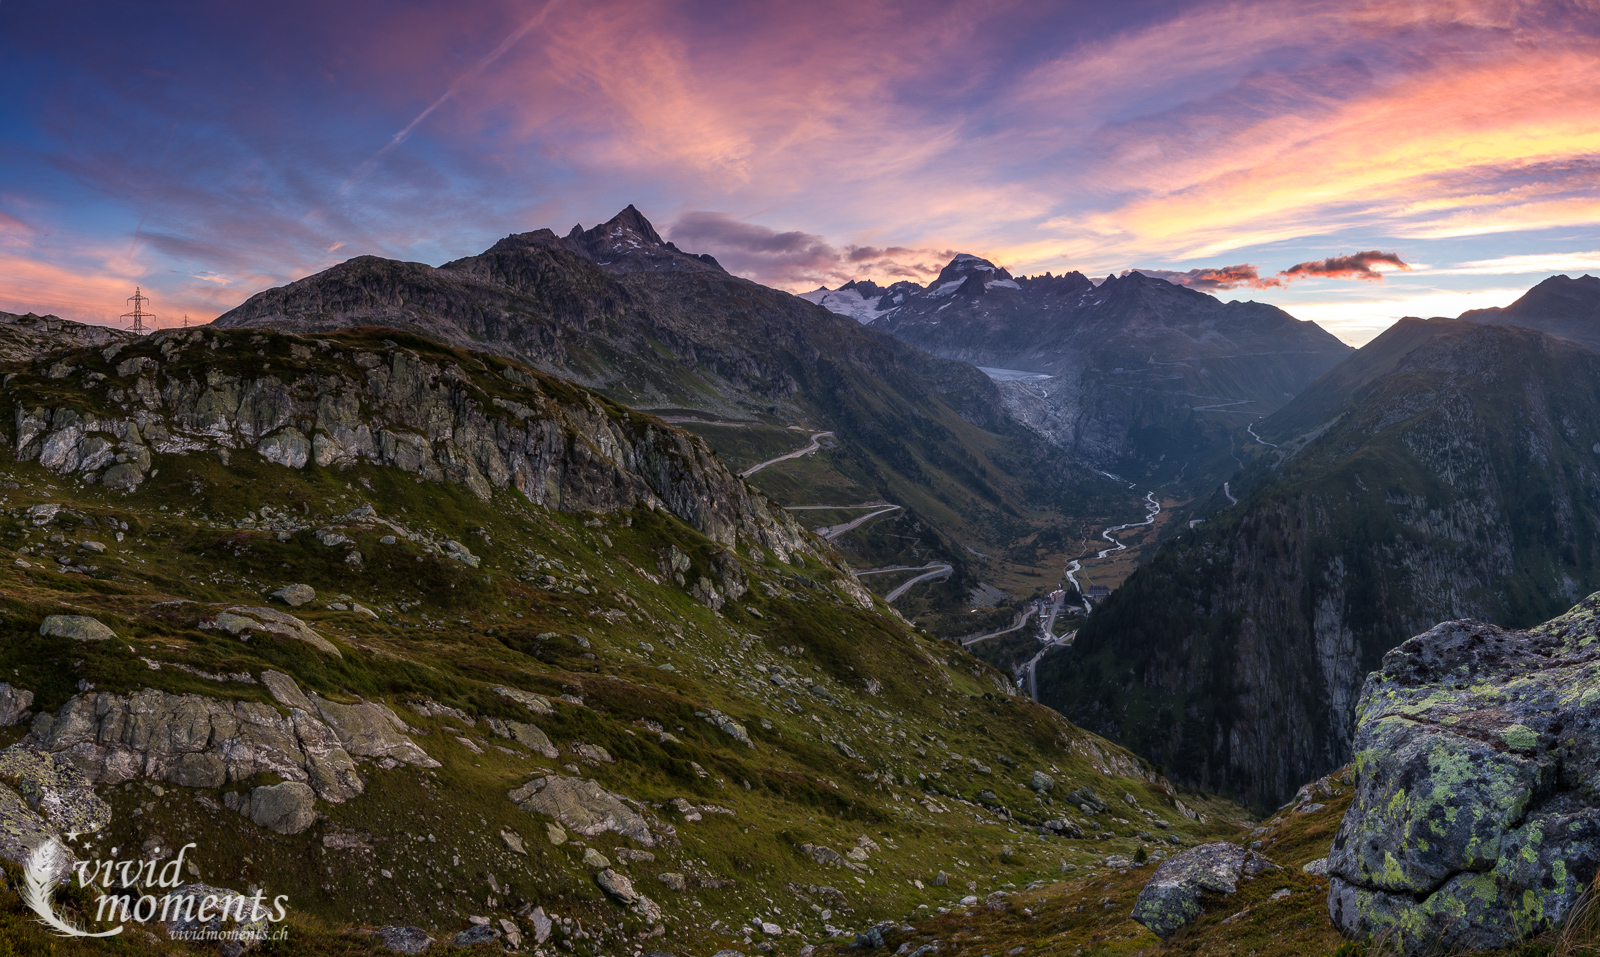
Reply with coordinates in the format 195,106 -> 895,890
809,254 -> 1352,490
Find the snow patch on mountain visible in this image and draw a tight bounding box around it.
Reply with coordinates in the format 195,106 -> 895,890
798,287 -> 884,324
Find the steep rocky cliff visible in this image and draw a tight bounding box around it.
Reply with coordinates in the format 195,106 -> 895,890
10,325 -> 819,564
812,262 -> 1351,489
1037,319 -> 1600,808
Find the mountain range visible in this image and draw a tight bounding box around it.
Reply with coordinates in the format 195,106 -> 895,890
803,258 -> 1353,491
216,207 -> 1127,626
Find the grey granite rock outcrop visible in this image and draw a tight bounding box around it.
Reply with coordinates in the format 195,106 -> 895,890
1328,593 -> 1600,953
509,774 -> 656,846
23,673 -> 435,803
8,328 -> 819,564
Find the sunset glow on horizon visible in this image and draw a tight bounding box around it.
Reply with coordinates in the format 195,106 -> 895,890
4,0 -> 1600,344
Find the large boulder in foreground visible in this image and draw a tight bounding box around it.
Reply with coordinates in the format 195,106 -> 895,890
1328,593 -> 1600,953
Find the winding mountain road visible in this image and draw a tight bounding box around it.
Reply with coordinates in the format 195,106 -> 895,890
814,504 -> 901,540
740,431 -> 833,477
960,606 -> 1037,647
854,562 -> 953,602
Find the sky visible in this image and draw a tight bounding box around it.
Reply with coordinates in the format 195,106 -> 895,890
3,0 -> 1600,345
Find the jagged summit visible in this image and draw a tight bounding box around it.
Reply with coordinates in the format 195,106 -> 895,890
508,205 -> 726,275
930,253 -> 1013,291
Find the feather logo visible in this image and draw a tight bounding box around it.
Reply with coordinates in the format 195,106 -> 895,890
21,839 -> 122,938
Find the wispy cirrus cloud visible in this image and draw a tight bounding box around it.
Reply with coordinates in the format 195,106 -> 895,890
3,0 -> 1600,324
1424,252 -> 1600,276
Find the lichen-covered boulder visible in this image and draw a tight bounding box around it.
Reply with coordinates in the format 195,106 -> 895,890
0,745 -> 111,837
1130,842 -> 1248,937
1328,594 -> 1600,953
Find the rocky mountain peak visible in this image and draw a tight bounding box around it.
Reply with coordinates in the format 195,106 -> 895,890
1459,271 -> 1600,352
932,253 -> 1013,289
577,204 -> 668,254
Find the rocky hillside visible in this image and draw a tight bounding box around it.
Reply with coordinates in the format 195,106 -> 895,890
214,207 -> 1124,624
0,310 -> 131,362
1461,272 -> 1600,351
1037,318 -> 1600,809
808,262 -> 1351,490
0,322 -> 1230,955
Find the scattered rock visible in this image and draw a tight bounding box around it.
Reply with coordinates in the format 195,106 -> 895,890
570,741 -> 614,764
1042,819 -> 1083,839
596,867 -> 638,904
0,684 -> 33,726
583,847 -> 611,868
501,830 -> 526,855
1066,785 -> 1107,813
546,822 -> 567,845
207,606 -> 341,657
1030,770 -> 1055,792
528,906 -> 552,943
269,584 -> 316,607
39,615 -> 115,641
705,710 -> 754,748
373,925 -> 432,954
449,924 -> 499,947
1131,842 -> 1249,938
658,872 -> 686,891
509,775 -> 656,846
495,686 -> 556,716
1302,858 -> 1328,876
163,884 -> 271,956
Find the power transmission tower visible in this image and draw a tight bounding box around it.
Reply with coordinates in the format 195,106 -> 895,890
121,287 -> 150,334
181,313 -> 190,329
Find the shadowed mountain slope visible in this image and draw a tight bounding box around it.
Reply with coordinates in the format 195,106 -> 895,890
1036,318 -> 1600,808
1461,273 -> 1600,351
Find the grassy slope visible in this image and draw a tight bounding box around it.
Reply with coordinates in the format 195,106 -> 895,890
0,328 -> 1229,955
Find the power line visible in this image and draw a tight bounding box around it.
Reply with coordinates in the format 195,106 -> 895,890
120,286 -> 152,334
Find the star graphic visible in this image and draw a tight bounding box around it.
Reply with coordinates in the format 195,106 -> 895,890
66,830 -> 80,842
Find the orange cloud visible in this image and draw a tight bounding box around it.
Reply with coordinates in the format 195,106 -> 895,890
1122,264 -> 1283,290
1279,251 -> 1410,282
